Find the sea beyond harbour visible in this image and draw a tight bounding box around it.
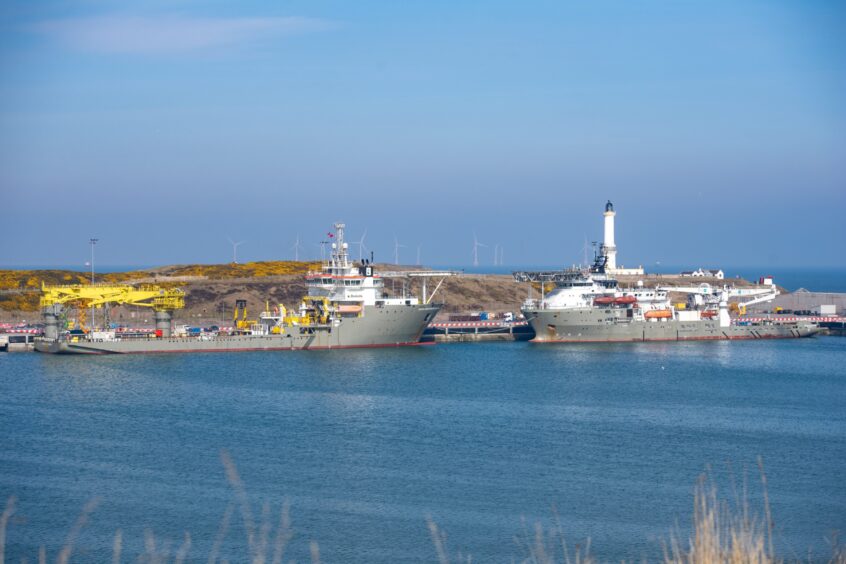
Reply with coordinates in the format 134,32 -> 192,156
2,337 -> 845,562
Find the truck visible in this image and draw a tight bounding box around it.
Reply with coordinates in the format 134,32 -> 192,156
818,304 -> 837,316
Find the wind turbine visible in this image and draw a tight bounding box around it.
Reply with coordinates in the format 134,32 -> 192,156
494,244 -> 499,266
472,232 -> 487,267
394,235 -> 406,265
290,233 -> 305,261
352,229 -> 369,262
227,238 -> 245,264
498,245 -> 504,267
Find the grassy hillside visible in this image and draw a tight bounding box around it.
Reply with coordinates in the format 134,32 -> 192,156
0,262 -> 320,314
0,263 -> 764,321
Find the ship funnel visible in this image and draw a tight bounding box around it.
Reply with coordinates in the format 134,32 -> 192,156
43,304 -> 62,341
155,310 -> 173,337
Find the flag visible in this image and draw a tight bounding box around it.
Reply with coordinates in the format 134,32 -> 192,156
328,233 -> 334,238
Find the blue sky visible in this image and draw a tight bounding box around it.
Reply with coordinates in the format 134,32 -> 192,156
1,0 -> 844,268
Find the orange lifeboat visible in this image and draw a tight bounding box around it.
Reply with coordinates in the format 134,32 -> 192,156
614,295 -> 638,305
700,310 -> 717,318
644,309 -> 673,319
594,296 -> 616,305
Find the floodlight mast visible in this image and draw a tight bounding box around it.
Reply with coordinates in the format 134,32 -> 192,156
89,237 -> 98,328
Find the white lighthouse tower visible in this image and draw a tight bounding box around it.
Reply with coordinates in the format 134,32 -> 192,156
602,200 -> 617,270
599,200 -> 644,275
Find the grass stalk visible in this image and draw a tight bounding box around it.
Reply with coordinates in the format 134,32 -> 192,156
56,497 -> 100,564
111,529 -> 122,564
0,496 -> 16,564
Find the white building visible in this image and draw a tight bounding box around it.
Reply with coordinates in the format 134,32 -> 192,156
602,201 -> 644,276
680,269 -> 704,277
680,268 -> 724,279
603,201 -> 617,270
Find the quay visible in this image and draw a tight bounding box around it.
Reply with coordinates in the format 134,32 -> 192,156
0,329 -> 39,352
423,320 -> 535,343
748,289 -> 846,316
740,316 -> 846,336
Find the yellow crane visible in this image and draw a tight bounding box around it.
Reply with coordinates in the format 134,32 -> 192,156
40,283 -> 185,339
41,282 -> 184,311
233,299 -> 255,331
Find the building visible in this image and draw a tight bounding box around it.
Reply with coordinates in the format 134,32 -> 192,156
680,268 -> 723,279
680,269 -> 704,277
603,201 -> 617,270
601,201 -> 645,276
747,289 -> 845,315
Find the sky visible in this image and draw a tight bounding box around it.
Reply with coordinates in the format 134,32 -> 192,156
1,0 -> 844,269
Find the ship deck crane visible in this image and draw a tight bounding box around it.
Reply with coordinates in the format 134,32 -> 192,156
658,283 -> 778,303
658,283 -> 779,326
378,271 -> 460,305
40,283 -> 185,339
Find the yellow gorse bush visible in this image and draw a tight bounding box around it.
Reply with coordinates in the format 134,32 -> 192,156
0,262 -> 321,312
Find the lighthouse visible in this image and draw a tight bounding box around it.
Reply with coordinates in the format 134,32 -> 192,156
603,200 -> 617,270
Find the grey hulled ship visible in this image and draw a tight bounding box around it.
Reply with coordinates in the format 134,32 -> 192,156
513,202 -> 820,344
35,223 -> 442,354
516,264 -> 819,343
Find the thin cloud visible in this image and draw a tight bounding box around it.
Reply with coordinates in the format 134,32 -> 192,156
34,14 -> 334,54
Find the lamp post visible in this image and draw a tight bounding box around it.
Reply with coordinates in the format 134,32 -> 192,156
89,238 -> 98,329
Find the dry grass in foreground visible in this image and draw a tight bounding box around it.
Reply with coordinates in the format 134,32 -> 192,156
664,471 -> 773,564
1,454 -> 843,563
660,460 -> 845,564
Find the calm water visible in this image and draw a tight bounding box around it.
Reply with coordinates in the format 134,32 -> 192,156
2,339 -> 845,562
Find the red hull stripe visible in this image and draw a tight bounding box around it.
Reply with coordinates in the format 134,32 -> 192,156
63,340 -> 436,355
531,334 -> 806,343
431,321 -> 529,328
738,317 -> 843,323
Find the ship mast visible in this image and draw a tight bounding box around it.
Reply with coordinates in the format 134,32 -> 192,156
330,222 -> 348,270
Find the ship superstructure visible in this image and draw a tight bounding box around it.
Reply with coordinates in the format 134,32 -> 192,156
250,223 -> 429,336
36,223 -> 444,354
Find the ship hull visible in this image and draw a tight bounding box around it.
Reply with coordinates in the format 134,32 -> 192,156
35,304 -> 441,354
523,308 -> 821,343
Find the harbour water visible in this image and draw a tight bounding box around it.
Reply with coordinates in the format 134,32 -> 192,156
1,338 -> 845,562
